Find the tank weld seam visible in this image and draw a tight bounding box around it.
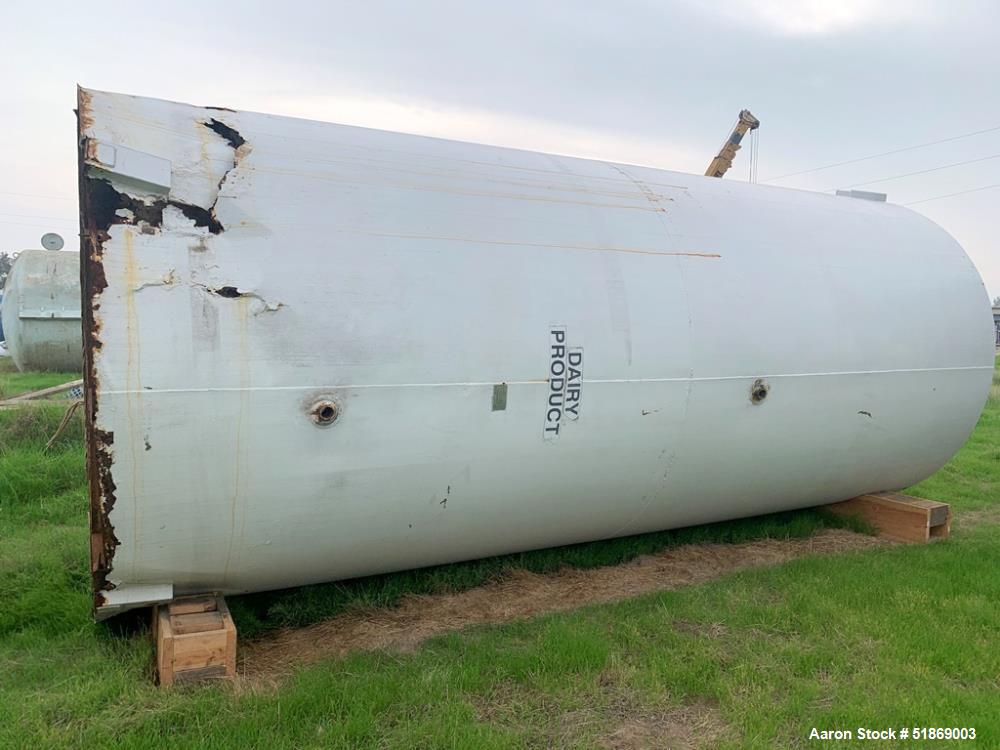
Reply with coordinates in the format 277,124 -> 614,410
331,229 -> 719,258
95,365 -> 992,396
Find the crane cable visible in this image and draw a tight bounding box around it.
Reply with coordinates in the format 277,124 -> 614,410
745,122 -> 758,183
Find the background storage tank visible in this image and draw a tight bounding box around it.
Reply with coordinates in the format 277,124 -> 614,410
0,248 -> 82,372
77,88 -> 996,618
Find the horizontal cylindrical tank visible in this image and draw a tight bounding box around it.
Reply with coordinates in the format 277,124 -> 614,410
0,249 -> 82,372
77,88 -> 995,618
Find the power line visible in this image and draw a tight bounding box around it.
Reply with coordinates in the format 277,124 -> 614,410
762,124 -> 1000,182
904,183 -> 1000,206
0,220 -> 80,231
829,153 -> 1000,191
0,212 -> 78,224
0,189 -> 75,201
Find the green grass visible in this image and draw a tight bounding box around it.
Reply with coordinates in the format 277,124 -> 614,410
0,356 -> 80,399
907,357 -> 1000,512
0,361 -> 997,748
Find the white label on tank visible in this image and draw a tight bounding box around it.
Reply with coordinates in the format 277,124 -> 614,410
543,327 -> 583,440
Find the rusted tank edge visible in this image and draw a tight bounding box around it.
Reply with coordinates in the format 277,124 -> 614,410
77,87 -> 119,612
77,90 -> 251,613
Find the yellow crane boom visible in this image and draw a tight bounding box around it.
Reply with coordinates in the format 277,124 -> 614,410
705,109 -> 760,178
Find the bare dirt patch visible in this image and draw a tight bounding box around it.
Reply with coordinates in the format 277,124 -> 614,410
600,699 -> 729,750
953,505 -> 1000,530
473,673 -> 730,748
240,529 -> 885,684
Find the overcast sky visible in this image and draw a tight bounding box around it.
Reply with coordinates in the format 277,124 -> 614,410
2,0 -> 997,299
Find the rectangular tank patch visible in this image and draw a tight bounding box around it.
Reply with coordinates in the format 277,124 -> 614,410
492,383 -> 508,411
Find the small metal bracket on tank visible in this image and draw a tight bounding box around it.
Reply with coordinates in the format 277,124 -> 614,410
835,189 -> 886,202
84,140 -> 172,192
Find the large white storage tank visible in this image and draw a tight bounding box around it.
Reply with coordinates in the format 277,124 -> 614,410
77,88 -> 995,618
0,249 -> 83,372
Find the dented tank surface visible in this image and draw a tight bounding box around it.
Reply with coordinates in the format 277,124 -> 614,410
77,87 -> 995,619
0,249 -> 83,372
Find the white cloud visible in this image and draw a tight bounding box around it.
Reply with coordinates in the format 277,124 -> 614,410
263,92 -> 707,175
693,0 -> 932,35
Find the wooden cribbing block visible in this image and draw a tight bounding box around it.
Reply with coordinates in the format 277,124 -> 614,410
824,491 -> 950,543
154,594 -> 236,686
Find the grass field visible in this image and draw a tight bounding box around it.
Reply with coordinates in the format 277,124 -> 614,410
0,357 -> 79,400
0,359 -> 997,748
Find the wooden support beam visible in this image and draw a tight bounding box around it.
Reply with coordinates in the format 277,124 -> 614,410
824,491 -> 950,543
0,378 -> 84,407
154,594 -> 236,686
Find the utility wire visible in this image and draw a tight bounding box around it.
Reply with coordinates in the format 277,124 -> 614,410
0,189 -> 74,201
904,183 -> 1000,206
0,212 -> 78,224
0,220 -> 79,230
762,124 -> 1000,182
829,153 -> 1000,191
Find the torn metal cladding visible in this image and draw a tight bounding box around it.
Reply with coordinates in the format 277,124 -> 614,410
172,201 -> 225,234
205,118 -> 246,150
78,87 -> 993,620
81,116 -> 249,237
84,177 -> 166,230
81,175 -> 225,235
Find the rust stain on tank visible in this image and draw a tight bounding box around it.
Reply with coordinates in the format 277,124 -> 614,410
77,87 -> 95,132
222,297 -> 252,585
123,229 -> 144,571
